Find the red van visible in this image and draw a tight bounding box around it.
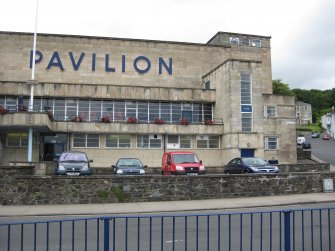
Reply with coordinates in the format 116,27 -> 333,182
161,151 -> 206,175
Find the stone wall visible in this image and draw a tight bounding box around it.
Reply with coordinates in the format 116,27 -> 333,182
1,172 -> 334,205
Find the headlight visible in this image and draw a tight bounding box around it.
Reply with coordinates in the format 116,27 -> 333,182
58,164 -> 65,171
199,165 -> 205,171
116,169 -> 123,174
249,166 -> 259,172
82,163 -> 89,171
175,166 -> 184,171
140,169 -> 146,174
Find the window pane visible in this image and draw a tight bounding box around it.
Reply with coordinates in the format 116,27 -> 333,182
149,102 -> 159,121
87,134 -> 99,147
172,103 -> 181,123
126,101 -> 137,119
241,73 -> 251,105
167,135 -> 179,144
102,101 -> 113,116
241,38 -> 250,46
73,134 -> 86,147
209,136 -> 220,148
106,135 -> 118,148
267,137 -> 277,150
138,102 -> 148,123
119,135 -> 131,148
150,139 -> 161,148
54,99 -> 65,120
137,135 -> 149,148
66,99 -> 78,120
242,113 -> 252,132
7,133 -> 24,147
180,135 -> 191,148
160,102 -> 171,123
90,100 -> 101,122
114,101 -> 125,121
230,37 -> 239,44
203,104 -> 212,121
197,140 -> 208,148
78,100 -> 89,121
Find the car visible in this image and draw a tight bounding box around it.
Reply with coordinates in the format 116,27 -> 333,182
297,136 -> 305,145
224,157 -> 279,174
112,158 -> 147,175
323,133 -> 330,140
302,141 -> 311,149
161,151 -> 205,175
311,132 -> 320,138
55,151 -> 93,176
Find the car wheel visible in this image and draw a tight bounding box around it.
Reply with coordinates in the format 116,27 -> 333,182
242,170 -> 249,174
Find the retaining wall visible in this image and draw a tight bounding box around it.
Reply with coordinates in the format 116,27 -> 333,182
1,173 -> 334,205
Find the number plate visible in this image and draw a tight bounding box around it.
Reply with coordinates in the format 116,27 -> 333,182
186,173 -> 198,176
67,172 -> 80,176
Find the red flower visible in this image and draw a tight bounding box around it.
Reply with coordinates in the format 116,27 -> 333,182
127,117 -> 137,123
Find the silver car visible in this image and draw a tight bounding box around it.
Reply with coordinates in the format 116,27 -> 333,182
55,151 -> 93,176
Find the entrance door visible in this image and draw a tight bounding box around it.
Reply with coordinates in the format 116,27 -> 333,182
44,143 -> 65,161
240,149 -> 254,157
41,134 -> 68,161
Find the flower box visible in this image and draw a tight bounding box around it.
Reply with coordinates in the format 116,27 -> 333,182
72,115 -> 84,122
127,117 -> 137,124
153,118 -> 164,124
101,115 -> 111,123
180,118 -> 189,125
0,105 -> 8,115
205,119 -> 214,125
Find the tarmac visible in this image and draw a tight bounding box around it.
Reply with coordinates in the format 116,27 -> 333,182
0,192 -> 334,217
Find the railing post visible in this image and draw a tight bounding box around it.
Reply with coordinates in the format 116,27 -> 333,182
284,210 -> 292,251
103,217 -> 110,251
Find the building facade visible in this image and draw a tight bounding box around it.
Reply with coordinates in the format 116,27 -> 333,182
295,101 -> 312,124
0,31 -> 297,168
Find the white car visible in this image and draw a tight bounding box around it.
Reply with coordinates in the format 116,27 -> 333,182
297,136 -> 305,145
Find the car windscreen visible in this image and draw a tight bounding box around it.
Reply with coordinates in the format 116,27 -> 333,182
172,154 -> 199,164
117,159 -> 143,167
59,153 -> 87,162
243,158 -> 267,166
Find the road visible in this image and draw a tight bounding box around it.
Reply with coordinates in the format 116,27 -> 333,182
1,203 -> 335,251
306,133 -> 335,166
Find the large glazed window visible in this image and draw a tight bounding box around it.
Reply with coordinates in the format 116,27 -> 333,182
106,134 -> 131,148
73,134 -> 99,148
241,113 -> 252,132
240,73 -> 251,105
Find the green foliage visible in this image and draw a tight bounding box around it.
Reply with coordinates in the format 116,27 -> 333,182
272,80 -> 335,123
111,186 -> 125,202
272,79 -> 295,96
97,190 -> 109,198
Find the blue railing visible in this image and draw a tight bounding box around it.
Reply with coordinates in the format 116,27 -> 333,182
0,207 -> 334,251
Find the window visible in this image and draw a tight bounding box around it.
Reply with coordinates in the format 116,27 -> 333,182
7,133 -> 29,147
137,135 -> 162,148
106,135 -> 131,148
196,135 -> 220,148
240,73 -> 251,104
241,38 -> 250,46
73,134 -> 99,148
264,106 -> 277,118
230,37 -> 239,45
166,135 -> 192,149
252,39 -> 261,47
265,137 -> 278,150
204,81 -> 210,90
241,113 -> 252,132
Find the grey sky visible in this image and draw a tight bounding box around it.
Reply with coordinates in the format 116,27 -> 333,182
1,0 -> 334,90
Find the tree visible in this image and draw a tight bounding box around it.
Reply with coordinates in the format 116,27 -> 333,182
272,79 -> 294,96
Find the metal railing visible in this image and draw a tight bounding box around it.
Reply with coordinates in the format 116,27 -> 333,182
0,207 -> 334,251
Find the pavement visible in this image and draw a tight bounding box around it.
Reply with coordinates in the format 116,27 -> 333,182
0,192 -> 334,217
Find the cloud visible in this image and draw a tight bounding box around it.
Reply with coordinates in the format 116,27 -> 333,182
273,0 -> 335,90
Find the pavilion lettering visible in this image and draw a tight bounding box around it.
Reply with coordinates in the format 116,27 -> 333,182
29,50 -> 173,75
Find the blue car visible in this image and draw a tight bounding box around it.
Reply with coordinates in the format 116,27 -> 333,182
224,157 -> 279,174
55,151 -> 93,176
112,158 -> 147,175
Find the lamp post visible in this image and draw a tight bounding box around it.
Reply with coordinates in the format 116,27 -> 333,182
28,0 -> 39,162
